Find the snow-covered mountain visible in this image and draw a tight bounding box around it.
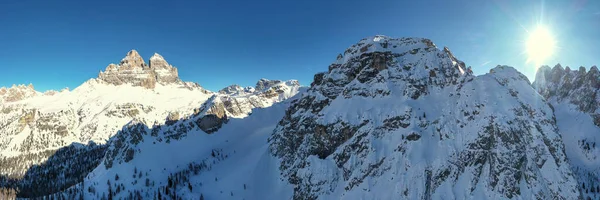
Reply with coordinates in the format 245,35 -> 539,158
534,64 -> 600,199
0,50 -> 301,198
0,36 -> 593,200
269,36 -> 579,199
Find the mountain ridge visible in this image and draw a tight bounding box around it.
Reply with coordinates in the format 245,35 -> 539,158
1,35 -> 597,199
0,49 -> 303,198
533,63 -> 600,200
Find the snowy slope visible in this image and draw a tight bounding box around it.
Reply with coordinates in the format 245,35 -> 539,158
50,91 -> 305,200
534,64 -> 600,199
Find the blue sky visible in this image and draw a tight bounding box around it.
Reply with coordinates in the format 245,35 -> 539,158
1,0 -> 599,91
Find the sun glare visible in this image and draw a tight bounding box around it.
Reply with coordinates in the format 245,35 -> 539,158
526,26 -> 556,65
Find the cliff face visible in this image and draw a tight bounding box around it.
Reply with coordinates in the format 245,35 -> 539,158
534,64 -> 600,199
97,50 -> 180,89
534,64 -> 599,124
0,84 -> 38,103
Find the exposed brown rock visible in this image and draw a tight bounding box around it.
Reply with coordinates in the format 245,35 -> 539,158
98,50 -> 181,89
0,84 -> 38,103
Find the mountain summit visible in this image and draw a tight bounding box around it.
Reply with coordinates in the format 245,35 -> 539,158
269,35 -> 579,199
0,84 -> 38,103
97,50 -> 180,89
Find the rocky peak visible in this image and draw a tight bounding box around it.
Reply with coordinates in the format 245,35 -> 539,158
149,53 -> 171,70
590,65 -> 599,75
219,79 -> 301,96
98,50 -> 181,89
0,84 -> 38,103
534,64 -> 600,114
313,35 -> 468,100
119,50 -> 147,70
218,84 -> 245,95
255,79 -> 282,91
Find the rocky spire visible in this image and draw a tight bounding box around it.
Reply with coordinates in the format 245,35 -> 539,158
119,50 -> 147,70
534,64 -> 600,113
255,79 -> 282,91
149,53 -> 169,69
0,84 -> 38,102
98,50 -> 180,89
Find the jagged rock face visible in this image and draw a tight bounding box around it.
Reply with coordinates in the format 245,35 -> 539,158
534,64 -> 600,119
119,50 -> 147,70
198,80 -> 302,133
98,50 -> 180,89
218,84 -> 245,95
256,79 -> 283,91
269,36 -> 580,199
533,64 -> 600,199
149,53 -> 179,84
0,84 -> 38,103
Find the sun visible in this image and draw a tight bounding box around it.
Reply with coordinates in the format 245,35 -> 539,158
526,26 -> 556,65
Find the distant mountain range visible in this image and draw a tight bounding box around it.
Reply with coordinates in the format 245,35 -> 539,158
0,35 -> 598,200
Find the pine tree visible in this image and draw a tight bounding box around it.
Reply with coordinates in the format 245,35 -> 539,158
108,184 -> 113,200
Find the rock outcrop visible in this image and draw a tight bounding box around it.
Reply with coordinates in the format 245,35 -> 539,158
218,85 -> 246,95
200,79 -> 302,133
97,50 -> 180,89
0,84 -> 38,103
534,64 -> 599,115
255,79 -> 282,91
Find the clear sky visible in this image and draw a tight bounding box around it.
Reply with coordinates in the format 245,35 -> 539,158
1,0 -> 599,92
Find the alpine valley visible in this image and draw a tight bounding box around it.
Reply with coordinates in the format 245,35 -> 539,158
0,36 -> 598,200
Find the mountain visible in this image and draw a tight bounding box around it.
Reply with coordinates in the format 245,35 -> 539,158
97,50 -> 180,89
269,36 -> 579,199
0,36 -> 590,199
533,64 -> 600,199
0,50 -> 301,198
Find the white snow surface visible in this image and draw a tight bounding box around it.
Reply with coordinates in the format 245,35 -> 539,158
0,78 -> 301,161
78,94 -> 300,200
